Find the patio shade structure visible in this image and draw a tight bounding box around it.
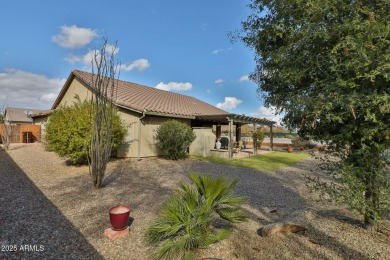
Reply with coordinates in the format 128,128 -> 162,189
195,113 -> 275,158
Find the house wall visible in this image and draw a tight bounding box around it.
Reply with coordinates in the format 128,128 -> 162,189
116,108 -> 139,157
142,116 -> 191,157
33,116 -> 48,141
56,77 -> 192,158
116,111 -> 191,158
189,127 -> 216,157
58,78 -> 92,107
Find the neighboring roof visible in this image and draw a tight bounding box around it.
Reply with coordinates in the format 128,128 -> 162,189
30,110 -> 54,118
5,107 -> 49,123
53,70 -> 229,118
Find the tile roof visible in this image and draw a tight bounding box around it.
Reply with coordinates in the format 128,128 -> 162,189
5,107 -> 49,123
67,70 -> 229,118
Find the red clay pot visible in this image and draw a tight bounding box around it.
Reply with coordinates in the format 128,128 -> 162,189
109,205 -> 130,231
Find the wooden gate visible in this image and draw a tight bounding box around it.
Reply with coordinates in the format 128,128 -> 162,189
0,124 -> 40,143
10,125 -> 21,143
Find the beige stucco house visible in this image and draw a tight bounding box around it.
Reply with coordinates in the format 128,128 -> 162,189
50,70 -> 274,158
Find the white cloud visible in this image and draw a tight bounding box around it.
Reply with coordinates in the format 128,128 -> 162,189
250,106 -> 283,124
65,46 -> 150,73
0,69 -> 65,109
64,50 -> 94,65
155,82 -> 192,91
214,79 -> 224,84
64,44 -> 121,66
119,59 -> 150,72
52,25 -> 98,49
211,47 -> 233,55
211,49 -> 223,55
239,75 -> 250,82
40,93 -> 58,102
216,97 -> 242,110
206,89 -> 211,94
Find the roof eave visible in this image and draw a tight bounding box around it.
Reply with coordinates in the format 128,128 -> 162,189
145,111 -> 195,119
195,113 -> 275,126
51,71 -> 76,109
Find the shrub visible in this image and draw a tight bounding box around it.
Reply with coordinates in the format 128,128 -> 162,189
291,136 -> 316,149
155,120 -> 196,160
46,99 -> 127,164
252,130 -> 265,150
145,173 -> 248,259
318,146 -> 327,152
285,134 -> 295,139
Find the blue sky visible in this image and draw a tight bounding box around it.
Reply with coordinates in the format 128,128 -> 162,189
0,0 -> 281,122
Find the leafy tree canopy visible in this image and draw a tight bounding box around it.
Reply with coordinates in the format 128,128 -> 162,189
238,0 -> 390,226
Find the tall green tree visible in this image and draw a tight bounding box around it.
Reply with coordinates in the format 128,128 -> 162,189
238,0 -> 390,228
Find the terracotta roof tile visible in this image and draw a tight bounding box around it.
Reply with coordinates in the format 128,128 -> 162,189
72,70 -> 228,117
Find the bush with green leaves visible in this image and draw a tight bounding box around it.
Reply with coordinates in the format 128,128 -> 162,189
46,99 -> 127,164
252,130 -> 265,150
155,120 -> 196,160
145,173 -> 248,259
292,136 -> 316,149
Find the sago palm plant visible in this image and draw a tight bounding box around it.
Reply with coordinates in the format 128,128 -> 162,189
145,173 -> 248,259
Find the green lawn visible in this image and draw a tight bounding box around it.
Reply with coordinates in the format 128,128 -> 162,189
192,152 -> 310,171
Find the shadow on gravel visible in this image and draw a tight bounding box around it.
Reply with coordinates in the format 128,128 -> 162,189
304,216 -> 369,259
188,160 -> 307,223
187,159 -> 379,259
35,156 -> 177,258
0,150 -> 103,259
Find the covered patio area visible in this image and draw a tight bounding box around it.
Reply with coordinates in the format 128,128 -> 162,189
192,113 -> 275,159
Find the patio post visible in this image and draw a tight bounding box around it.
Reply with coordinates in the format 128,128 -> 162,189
253,123 -> 256,155
270,123 -> 274,151
228,118 -> 233,158
236,124 -> 241,143
216,125 -> 221,140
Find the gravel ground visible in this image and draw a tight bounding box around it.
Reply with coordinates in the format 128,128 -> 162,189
1,143 -> 389,259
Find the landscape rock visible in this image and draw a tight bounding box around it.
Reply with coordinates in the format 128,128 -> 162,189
259,209 -> 315,237
259,223 -> 307,237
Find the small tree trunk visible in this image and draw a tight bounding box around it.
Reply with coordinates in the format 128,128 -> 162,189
1,124 -> 12,150
87,37 -> 118,189
363,160 -> 380,230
